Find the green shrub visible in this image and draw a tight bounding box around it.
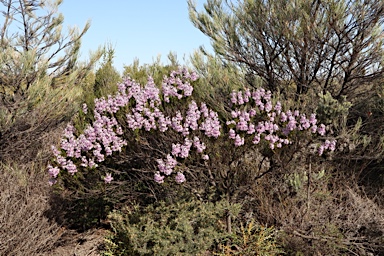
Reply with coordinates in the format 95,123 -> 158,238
103,198 -> 241,256
316,91 -> 352,129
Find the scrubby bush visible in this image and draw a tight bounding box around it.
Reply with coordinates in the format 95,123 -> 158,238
247,162 -> 384,255
94,45 -> 122,98
48,64 -> 337,239
188,2 -> 384,253
44,54 -> 384,255
189,0 -> 384,99
103,198 -> 241,256
0,1 -> 106,254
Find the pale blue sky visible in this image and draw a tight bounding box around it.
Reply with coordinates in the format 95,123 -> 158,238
60,1 -> 212,72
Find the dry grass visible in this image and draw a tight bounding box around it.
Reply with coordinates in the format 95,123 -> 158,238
247,168 -> 384,255
0,159 -> 108,256
44,228 -> 108,256
0,161 -> 62,255
0,114 -> 109,256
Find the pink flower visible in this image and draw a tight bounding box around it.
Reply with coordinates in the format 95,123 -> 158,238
154,172 -> 165,184
252,134 -> 261,144
166,155 -> 178,169
231,110 -> 239,118
51,145 -> 60,157
48,165 -> 60,178
265,101 -> 273,112
274,102 -> 282,114
172,143 -> 181,156
280,112 -> 288,122
236,117 -> 248,131
64,160 -> 77,175
318,145 -> 325,156
329,140 -> 337,151
104,173 -> 113,184
48,178 -> 57,186
311,125 -> 318,133
175,172 -> 186,184
234,134 -> 244,147
82,103 -> 88,114
202,154 -> 209,160
230,91 -> 237,104
193,136 -> 206,153
179,145 -> 191,158
247,124 -> 256,134
229,129 -> 236,139
309,113 -> 317,125
300,114 -> 311,130
317,124 -> 326,136
237,91 -> 244,105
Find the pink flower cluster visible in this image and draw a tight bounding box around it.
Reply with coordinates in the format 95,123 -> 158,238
49,67 -> 204,185
317,139 -> 337,156
150,99 -> 221,183
48,113 -> 127,185
227,88 -> 336,152
49,67 -> 337,187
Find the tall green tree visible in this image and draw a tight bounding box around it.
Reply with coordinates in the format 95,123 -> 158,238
189,0 -> 384,99
0,0 -> 101,113
0,0 -> 102,161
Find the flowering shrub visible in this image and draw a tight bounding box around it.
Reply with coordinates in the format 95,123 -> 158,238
48,67 -> 336,188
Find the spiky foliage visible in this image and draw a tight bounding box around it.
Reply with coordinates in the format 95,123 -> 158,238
103,198 -> 241,256
0,0 -> 98,107
216,220 -> 283,256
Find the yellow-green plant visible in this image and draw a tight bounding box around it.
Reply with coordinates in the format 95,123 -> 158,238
216,219 -> 284,256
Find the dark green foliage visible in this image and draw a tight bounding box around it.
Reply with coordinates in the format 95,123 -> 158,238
103,198 -> 241,256
316,91 -> 351,128
49,167 -> 114,230
94,45 -> 122,98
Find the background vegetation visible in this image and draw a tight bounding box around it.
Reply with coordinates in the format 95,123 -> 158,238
1,0 -> 384,255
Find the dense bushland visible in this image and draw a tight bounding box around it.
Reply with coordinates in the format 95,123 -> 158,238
1,0 -> 384,255
49,59 -> 383,254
